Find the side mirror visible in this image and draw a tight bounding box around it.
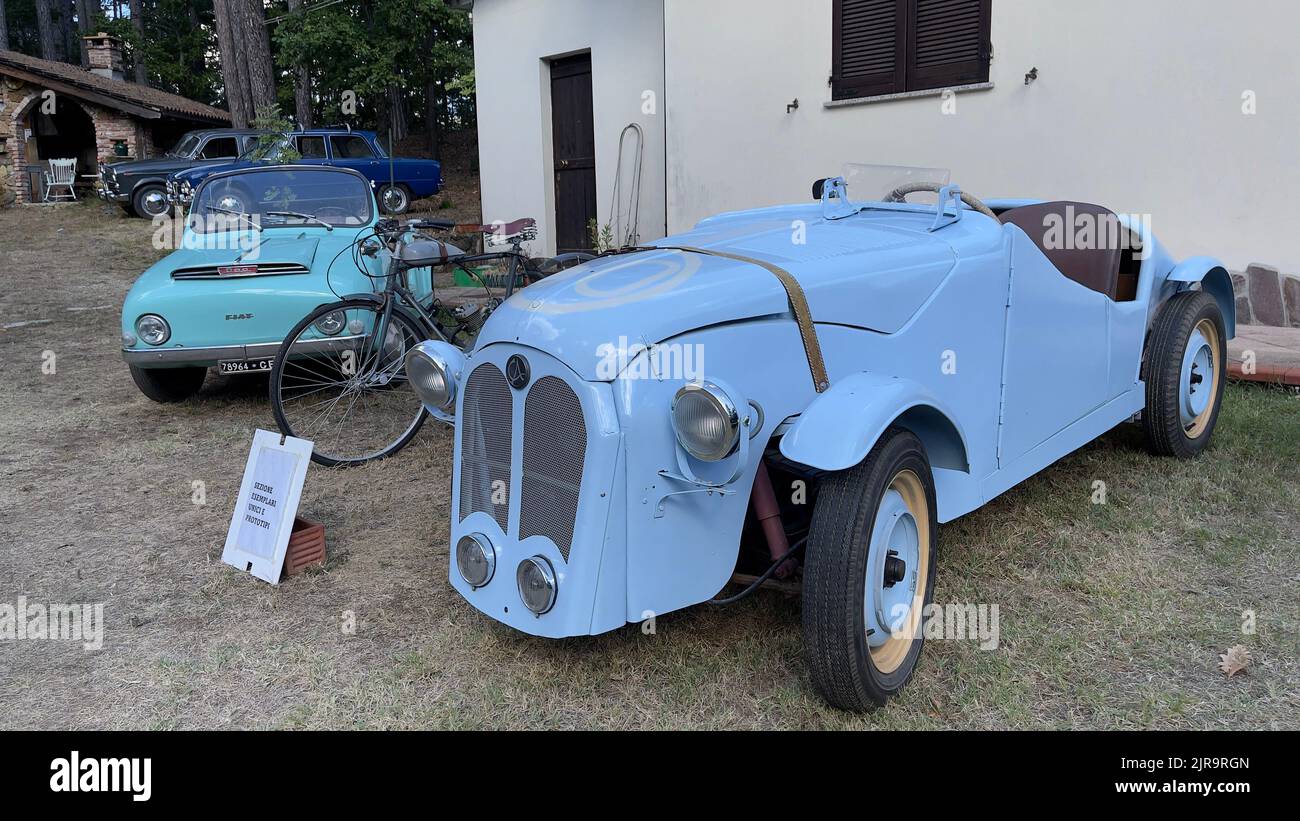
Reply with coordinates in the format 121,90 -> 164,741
811,178 -> 828,201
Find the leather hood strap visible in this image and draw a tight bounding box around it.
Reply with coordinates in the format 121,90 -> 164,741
659,245 -> 830,393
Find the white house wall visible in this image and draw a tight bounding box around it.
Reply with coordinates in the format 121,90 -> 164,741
663,0 -> 1299,275
471,0 -> 666,255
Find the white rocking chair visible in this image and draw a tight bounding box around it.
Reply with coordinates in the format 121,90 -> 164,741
42,158 -> 78,202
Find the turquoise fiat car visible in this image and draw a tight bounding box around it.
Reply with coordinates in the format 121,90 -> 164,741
121,165 -> 426,401
404,164 -> 1235,712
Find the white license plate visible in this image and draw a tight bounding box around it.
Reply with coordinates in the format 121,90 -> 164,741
218,357 -> 274,375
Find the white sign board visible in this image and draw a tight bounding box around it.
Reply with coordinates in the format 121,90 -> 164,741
222,429 -> 313,584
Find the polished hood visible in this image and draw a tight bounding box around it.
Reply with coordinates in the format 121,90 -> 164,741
475,204 -> 970,381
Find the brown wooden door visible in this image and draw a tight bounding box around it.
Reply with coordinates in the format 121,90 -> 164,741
550,53 -> 597,253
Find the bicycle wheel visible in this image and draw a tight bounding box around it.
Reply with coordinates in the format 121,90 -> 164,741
270,299 -> 429,467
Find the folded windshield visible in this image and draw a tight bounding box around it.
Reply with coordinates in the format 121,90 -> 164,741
841,163 -> 951,204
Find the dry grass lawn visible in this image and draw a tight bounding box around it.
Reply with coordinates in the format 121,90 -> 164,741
0,200 -> 1297,730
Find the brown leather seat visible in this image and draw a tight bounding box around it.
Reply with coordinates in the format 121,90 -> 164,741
999,202 -> 1123,300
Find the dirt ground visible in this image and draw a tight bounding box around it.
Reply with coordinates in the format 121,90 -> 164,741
1,190 -> 1298,729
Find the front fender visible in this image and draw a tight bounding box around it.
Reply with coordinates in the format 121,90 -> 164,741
778,371 -> 970,473
1167,256 -> 1236,339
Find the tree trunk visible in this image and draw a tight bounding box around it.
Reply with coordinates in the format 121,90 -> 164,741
55,0 -> 73,61
129,0 -> 147,83
234,0 -> 276,118
286,0 -> 313,128
0,0 -> 10,52
211,0 -> 251,126
35,0 -> 57,60
75,0 -> 94,67
424,79 -> 440,161
187,3 -> 205,78
389,87 -> 408,142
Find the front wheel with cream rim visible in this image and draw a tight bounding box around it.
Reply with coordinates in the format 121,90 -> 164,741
802,429 -> 937,711
1141,290 -> 1227,458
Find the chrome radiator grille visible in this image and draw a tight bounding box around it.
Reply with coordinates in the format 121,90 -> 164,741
519,376 -> 586,561
171,262 -> 310,279
458,363 -> 513,530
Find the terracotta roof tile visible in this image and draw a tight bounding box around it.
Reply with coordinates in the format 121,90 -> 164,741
0,49 -> 230,123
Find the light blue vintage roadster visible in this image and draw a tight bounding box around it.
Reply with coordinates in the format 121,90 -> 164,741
404,165 -> 1234,711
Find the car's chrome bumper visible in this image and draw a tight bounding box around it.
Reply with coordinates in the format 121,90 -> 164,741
122,334 -> 365,367
97,166 -> 126,201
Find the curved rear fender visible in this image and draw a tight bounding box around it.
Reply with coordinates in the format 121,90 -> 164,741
778,372 -> 970,474
1166,257 -> 1236,339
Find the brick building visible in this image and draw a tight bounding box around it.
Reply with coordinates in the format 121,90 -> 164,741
0,34 -> 229,204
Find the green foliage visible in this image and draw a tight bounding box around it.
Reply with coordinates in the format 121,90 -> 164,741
249,105 -> 302,161
272,0 -> 475,137
588,219 -> 616,253
94,1 -> 222,107
3,0 -> 474,140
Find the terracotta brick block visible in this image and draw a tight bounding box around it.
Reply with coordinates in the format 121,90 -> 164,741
281,517 -> 326,578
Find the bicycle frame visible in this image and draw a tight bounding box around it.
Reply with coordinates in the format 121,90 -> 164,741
357,229 -> 535,377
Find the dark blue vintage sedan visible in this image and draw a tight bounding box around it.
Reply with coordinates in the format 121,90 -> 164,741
166,129 -> 441,214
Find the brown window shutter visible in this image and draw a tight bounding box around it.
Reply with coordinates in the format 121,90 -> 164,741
905,0 -> 992,92
832,0 -> 907,100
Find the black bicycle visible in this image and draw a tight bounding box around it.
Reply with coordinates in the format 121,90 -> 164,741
269,216 -> 591,466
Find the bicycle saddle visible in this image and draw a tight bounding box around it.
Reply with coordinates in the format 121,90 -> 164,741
455,218 -> 537,239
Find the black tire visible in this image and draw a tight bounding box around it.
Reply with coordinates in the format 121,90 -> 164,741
131,184 -> 170,219
377,183 -> 410,215
270,299 -> 429,467
129,365 -> 206,402
1141,290 -> 1227,458
803,429 -> 938,711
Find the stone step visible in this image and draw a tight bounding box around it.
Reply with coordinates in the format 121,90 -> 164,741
1227,325 -> 1300,386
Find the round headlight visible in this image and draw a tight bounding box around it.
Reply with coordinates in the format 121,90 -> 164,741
135,314 -> 171,346
313,310 -> 346,336
404,343 -> 456,411
671,381 -> 740,461
517,556 -> 557,614
456,533 -> 496,588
